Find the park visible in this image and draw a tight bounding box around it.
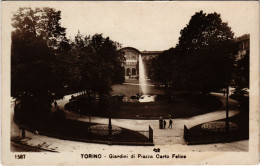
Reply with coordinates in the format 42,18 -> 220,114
10,7 -> 249,151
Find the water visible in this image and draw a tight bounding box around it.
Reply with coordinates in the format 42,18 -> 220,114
138,95 -> 156,102
139,54 -> 148,95
139,54 -> 156,102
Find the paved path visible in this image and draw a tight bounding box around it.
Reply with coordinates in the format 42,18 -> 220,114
64,93 -> 240,145
11,93 -> 248,152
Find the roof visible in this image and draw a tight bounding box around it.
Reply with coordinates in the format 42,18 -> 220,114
141,51 -> 163,55
235,34 -> 250,42
120,47 -> 163,55
120,47 -> 141,54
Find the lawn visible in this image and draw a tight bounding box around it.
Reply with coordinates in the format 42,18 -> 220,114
15,115 -> 153,145
184,96 -> 249,145
184,113 -> 249,145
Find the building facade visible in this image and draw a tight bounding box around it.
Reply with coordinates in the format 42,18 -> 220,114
121,34 -> 249,79
121,47 -> 162,78
235,34 -> 250,60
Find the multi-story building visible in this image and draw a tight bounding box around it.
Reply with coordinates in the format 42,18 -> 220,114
121,34 -> 249,79
121,47 -> 162,78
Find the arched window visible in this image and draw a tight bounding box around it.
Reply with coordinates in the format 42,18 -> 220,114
126,68 -> 131,76
132,68 -> 136,76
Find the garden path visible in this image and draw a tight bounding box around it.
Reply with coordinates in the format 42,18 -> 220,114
63,92 -> 239,145
11,93 -> 247,153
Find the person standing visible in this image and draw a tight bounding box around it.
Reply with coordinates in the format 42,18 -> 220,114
168,118 -> 173,128
163,120 -> 166,129
159,117 -> 163,129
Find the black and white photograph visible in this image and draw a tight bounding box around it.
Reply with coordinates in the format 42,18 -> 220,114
2,1 -> 259,165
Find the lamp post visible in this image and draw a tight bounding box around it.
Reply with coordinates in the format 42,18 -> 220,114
225,86 -> 230,140
108,96 -> 113,142
89,110 -> 92,139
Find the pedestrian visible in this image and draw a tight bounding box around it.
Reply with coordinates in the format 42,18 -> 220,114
168,118 -> 173,128
159,117 -> 163,129
163,120 -> 166,129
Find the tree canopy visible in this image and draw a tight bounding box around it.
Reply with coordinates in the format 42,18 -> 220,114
12,7 -> 125,108
73,32 -> 125,97
12,7 -> 66,48
150,11 -> 238,92
11,7 -> 75,113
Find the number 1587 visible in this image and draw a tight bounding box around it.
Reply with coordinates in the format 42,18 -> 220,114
15,154 -> 26,159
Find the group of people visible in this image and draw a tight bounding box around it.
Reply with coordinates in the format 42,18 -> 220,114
159,118 -> 173,129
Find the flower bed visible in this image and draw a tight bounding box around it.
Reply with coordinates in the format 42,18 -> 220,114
88,125 -> 122,136
201,121 -> 238,132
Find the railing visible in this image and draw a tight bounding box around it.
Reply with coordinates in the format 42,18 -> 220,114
137,125 -> 153,143
149,125 -> 153,143
183,125 -> 190,143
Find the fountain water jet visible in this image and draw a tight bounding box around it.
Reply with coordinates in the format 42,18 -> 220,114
138,54 -> 155,102
139,54 -> 148,95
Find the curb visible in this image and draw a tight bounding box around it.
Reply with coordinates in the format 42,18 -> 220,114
11,138 -> 59,152
29,131 -> 155,146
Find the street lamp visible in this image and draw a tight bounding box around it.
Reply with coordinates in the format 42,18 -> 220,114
225,86 -> 230,140
89,106 -> 92,139
108,96 -> 113,142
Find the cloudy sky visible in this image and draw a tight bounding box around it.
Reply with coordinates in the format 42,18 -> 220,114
4,1 -> 258,51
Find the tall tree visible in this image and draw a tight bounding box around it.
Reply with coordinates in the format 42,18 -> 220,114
151,11 -> 238,92
12,7 -> 66,48
76,33 -> 125,97
175,11 -> 238,92
149,48 -> 176,88
11,7 -> 71,114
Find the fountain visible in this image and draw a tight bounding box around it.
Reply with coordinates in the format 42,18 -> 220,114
139,54 -> 148,95
138,54 -> 156,102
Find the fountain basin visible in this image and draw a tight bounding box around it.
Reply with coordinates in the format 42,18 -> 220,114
138,95 -> 156,102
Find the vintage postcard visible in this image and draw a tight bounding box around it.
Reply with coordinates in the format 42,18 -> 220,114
1,1 -> 259,165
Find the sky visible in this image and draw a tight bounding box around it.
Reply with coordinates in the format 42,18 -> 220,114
4,1 -> 258,51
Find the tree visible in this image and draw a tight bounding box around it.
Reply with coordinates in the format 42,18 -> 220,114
12,7 -> 66,48
75,33 -> 125,97
11,7 -> 71,116
176,11 -> 238,92
233,50 -> 249,94
149,48 -> 176,88
151,11 -> 238,93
